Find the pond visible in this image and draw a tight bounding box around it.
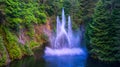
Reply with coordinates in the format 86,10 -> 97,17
4,47 -> 119,67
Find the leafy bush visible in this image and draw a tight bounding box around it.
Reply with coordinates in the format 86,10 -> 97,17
26,24 -> 35,38
24,43 -> 33,56
29,41 -> 40,49
37,12 -> 47,24
19,43 -> 33,56
18,44 -> 26,56
4,29 -> 22,60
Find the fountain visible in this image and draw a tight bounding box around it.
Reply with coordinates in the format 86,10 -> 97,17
45,8 -> 86,56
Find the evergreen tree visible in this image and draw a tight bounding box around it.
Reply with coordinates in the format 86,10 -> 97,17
112,0 -> 120,61
87,0 -> 117,61
79,0 -> 98,24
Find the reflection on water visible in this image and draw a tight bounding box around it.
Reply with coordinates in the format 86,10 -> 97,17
6,55 -> 86,67
6,56 -> 45,67
44,55 -> 86,67
5,55 -> 119,67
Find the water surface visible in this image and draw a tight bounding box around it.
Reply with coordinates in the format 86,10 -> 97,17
5,54 -> 119,67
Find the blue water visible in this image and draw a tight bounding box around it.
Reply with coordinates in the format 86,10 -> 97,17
6,55 -> 119,67
44,55 -> 87,67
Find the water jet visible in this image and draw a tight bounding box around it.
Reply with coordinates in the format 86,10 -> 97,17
45,8 -> 86,56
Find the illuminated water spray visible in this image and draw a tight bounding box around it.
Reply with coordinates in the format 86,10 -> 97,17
45,8 -> 86,56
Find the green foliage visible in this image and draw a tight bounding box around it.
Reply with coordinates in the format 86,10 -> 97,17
0,36 -> 7,66
44,0 -> 63,16
0,0 -> 48,65
4,0 -> 47,32
24,43 -> 33,56
26,24 -> 35,38
87,0 -> 120,62
4,28 -> 22,60
63,0 -> 82,29
29,41 -> 40,49
19,43 -> 33,56
37,12 -> 47,24
112,0 -> 120,61
18,44 -> 26,56
79,0 -> 98,24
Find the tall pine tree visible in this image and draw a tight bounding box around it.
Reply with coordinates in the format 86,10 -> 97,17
87,0 -> 118,61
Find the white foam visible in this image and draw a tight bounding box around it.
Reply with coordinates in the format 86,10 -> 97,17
45,47 -> 84,56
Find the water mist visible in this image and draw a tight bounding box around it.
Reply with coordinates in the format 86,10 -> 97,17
45,8 -> 86,56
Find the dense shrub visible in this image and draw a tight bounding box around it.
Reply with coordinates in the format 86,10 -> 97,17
24,43 -> 33,56
18,44 -> 26,56
29,40 -> 40,49
19,43 -> 33,56
4,29 -> 22,60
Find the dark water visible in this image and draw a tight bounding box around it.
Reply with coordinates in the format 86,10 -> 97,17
5,48 -> 119,67
5,56 -> 119,67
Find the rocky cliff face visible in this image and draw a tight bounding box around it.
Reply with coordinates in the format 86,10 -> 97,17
18,18 -> 52,46
0,19 -> 52,66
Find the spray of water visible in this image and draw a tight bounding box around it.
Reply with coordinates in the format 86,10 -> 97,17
45,8 -> 86,56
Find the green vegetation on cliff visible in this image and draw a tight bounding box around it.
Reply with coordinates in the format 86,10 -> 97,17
5,30 -> 22,60
5,0 -> 47,32
0,0 -> 47,66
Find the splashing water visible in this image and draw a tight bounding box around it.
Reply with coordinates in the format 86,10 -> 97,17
45,8 -> 86,56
